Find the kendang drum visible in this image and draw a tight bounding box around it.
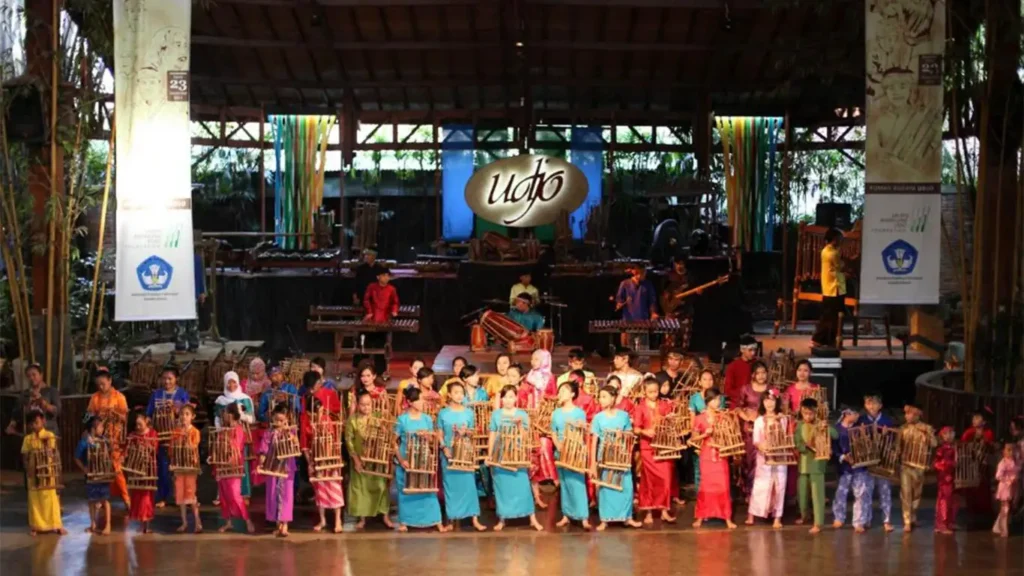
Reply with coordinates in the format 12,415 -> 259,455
470,322 -> 487,352
535,329 -> 555,352
479,310 -> 535,353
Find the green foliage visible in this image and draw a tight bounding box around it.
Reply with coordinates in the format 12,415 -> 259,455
191,147 -> 260,232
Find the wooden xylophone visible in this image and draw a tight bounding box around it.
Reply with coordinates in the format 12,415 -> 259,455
309,305 -> 421,318
588,319 -> 683,334
307,318 -> 420,362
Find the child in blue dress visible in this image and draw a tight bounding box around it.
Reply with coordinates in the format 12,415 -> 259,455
488,385 -> 544,531
394,387 -> 446,532
591,385 -> 643,531
438,382 -> 487,531
551,381 -> 590,530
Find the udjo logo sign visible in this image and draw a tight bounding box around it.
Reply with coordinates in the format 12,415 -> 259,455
465,155 -> 589,227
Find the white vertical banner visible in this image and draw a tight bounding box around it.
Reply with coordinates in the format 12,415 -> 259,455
113,0 -> 195,320
861,0 -> 944,304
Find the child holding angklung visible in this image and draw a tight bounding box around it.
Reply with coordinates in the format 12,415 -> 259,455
260,406 -> 298,537
520,349 -> 558,510
993,442 -> 1020,538
22,410 -> 66,536
688,369 -> 719,492
858,394 -> 895,531
961,409 -> 996,523
344,390 -> 394,530
690,387 -> 735,530
127,411 -> 158,534
437,382 -> 486,531
489,385 -> 544,532
899,403 -> 936,532
634,377 -> 676,525
795,397 -> 836,534
746,389 -> 787,529
210,402 -> 256,534
590,385 -> 642,531
75,416 -> 112,535
394,387 -> 446,532
173,404 -> 202,534
832,408 -> 869,532
932,426 -> 958,535
300,371 -> 345,534
551,380 -> 590,530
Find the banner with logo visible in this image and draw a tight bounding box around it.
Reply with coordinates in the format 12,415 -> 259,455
464,155 -> 589,228
860,0 -> 944,304
113,0 -> 196,320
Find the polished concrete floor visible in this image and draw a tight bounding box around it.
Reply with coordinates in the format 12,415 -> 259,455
2,476 -> 1021,576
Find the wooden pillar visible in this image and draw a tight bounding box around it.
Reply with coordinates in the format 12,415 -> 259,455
433,119 -> 441,244
259,105 -> 266,233
694,91 -> 711,184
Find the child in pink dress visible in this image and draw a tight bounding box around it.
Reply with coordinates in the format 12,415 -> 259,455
993,442 -> 1019,538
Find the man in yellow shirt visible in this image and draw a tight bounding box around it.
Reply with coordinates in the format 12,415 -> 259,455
813,228 -> 847,347
508,271 -> 540,306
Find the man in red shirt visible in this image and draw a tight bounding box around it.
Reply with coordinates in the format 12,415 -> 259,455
723,335 -> 758,406
363,268 -> 399,323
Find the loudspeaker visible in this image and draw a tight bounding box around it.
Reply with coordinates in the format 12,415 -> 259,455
815,202 -> 853,230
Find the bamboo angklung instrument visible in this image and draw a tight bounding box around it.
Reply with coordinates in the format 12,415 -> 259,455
123,434 -> 158,490
807,387 -> 830,421
447,425 -> 479,472
487,420 -> 531,471
257,426 -> 300,479
669,363 -> 702,399
954,441 -> 983,489
592,430 -> 634,491
98,409 -> 126,448
153,399 -> 177,441
269,391 -> 300,426
763,415 -> 798,466
26,434 -> 63,491
403,431 -> 440,493
869,426 -> 902,482
360,416 -> 396,479
311,419 -> 345,482
86,439 -> 116,483
531,398 -> 557,447
371,393 -> 395,420
812,421 -> 832,461
242,421 -> 258,461
555,420 -> 590,473
900,424 -> 934,470
650,413 -> 686,461
470,402 -> 492,461
847,424 -> 880,468
168,430 -> 201,474
710,411 -> 745,457
209,427 -> 245,479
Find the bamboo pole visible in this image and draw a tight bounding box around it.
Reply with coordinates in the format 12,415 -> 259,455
0,108 -> 34,362
81,120 -> 115,384
44,0 -> 59,384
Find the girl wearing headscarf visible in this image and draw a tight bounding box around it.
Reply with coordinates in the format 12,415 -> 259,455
243,358 -> 272,404
215,371 -> 255,504
518,349 -> 558,509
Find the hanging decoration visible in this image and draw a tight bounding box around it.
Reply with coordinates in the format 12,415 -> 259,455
272,115 -> 333,250
716,116 -> 782,252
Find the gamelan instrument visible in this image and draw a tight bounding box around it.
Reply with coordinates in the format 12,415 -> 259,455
470,402 -> 492,460
554,421 -> 590,473
487,420 -> 532,471
402,431 -> 440,494
592,430 -> 635,491
479,310 -> 534,353
535,328 -> 555,352
309,304 -> 421,319
446,426 -> 479,473
129,350 -> 160,388
588,318 -> 683,334
360,416 -> 396,479
846,424 -> 881,469
311,419 -> 345,482
86,439 -> 117,483
763,416 -> 798,466
307,318 -> 420,361
168,430 -> 201,474
470,322 -> 488,352
954,442 -> 985,489
153,398 -> 177,441
900,425 -> 934,471
650,412 -> 687,461
710,411 -> 745,458
868,426 -> 902,482
123,434 -> 158,491
209,427 -> 246,480
811,421 -> 832,461
257,426 -> 302,478
25,435 -> 62,491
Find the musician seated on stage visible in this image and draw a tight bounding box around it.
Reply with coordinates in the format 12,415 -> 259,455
556,348 -> 595,385
257,367 -> 300,424
363,267 -> 399,323
509,271 -> 540,306
615,264 -> 658,321
508,292 -> 545,332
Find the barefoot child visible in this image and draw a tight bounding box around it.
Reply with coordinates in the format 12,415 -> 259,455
126,412 -> 158,534
691,387 -> 736,530
22,410 -> 66,536
795,397 -> 836,534
932,426 -> 957,535
301,371 -> 345,534
899,404 -> 936,532
993,442 -> 1019,538
437,382 -> 487,531
210,402 -> 256,534
259,406 -> 298,537
747,389 -> 788,529
74,416 -> 112,534
394,387 -> 446,533
590,385 -> 643,531
635,377 -> 677,526
858,394 -> 895,531
550,381 -> 590,530
832,408 -> 868,531
490,385 -> 544,532
344,390 -> 394,530
173,405 -> 202,533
